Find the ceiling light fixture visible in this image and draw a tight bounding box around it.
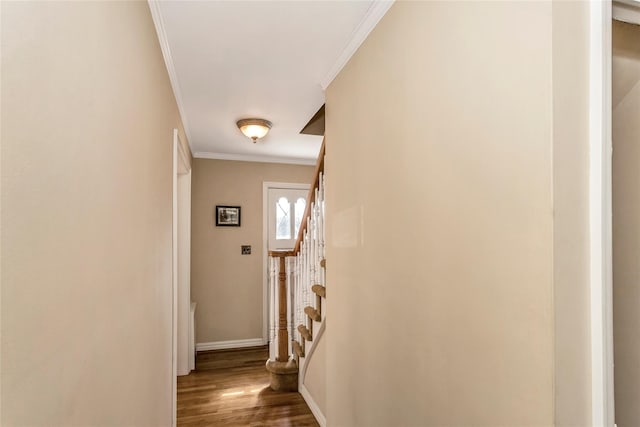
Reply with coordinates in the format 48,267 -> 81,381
236,118 -> 272,143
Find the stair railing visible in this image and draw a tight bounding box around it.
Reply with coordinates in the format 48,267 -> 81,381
291,170 -> 325,348
266,141 -> 325,390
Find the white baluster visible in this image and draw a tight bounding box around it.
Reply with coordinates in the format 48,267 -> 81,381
313,205 -> 318,306
298,253 -> 303,339
313,191 -> 320,298
297,255 -> 300,342
302,232 -> 307,311
321,174 -> 326,287
291,255 -> 296,348
269,257 -> 273,359
292,256 -> 296,336
307,214 -> 313,310
275,257 -> 280,361
304,236 -> 309,311
318,173 -> 325,288
308,245 -> 312,309
299,244 -> 303,343
319,173 -> 323,249
269,257 -> 277,361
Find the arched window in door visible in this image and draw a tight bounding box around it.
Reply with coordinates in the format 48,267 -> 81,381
294,197 -> 306,237
276,197 -> 291,240
268,188 -> 308,250
275,197 -> 306,241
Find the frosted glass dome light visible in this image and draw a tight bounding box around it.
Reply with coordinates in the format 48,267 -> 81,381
236,118 -> 272,143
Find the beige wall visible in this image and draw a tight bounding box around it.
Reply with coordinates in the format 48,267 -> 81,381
325,1 -> 594,425
552,2 -> 592,425
303,329 -> 326,415
191,159 -> 312,344
1,2 -> 189,425
613,20 -> 640,427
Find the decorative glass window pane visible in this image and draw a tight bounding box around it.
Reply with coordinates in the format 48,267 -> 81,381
276,197 -> 291,240
294,198 -> 306,237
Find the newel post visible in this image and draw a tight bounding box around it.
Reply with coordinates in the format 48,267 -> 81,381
266,251 -> 298,391
276,255 -> 288,362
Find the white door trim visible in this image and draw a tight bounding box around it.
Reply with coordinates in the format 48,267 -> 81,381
262,182 -> 310,344
172,129 -> 191,426
171,131 -> 178,427
589,2 -> 615,425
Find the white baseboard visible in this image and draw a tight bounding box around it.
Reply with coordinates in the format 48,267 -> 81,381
299,383 -> 326,427
196,338 -> 266,352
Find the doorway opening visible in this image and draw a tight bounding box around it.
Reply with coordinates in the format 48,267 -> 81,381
172,129 -> 193,426
612,5 -> 640,426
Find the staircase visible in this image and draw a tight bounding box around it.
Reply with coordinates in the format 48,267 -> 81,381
266,141 -> 326,394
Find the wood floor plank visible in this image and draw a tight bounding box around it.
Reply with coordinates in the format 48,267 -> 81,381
177,346 -> 319,426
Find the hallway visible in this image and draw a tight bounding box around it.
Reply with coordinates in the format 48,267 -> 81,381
177,346 -> 319,426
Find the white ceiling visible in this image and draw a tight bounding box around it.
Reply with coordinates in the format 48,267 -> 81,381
151,1 -> 393,165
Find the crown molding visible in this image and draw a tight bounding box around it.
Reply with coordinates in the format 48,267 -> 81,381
148,1 -> 194,150
320,0 -> 394,91
613,0 -> 640,25
194,151 -> 316,166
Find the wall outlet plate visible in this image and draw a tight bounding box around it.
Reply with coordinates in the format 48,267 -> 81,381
241,245 -> 251,255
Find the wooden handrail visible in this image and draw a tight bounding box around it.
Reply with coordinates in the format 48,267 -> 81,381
293,139 -> 325,254
268,250 -> 295,257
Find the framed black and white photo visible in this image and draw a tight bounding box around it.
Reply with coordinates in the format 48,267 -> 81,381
215,205 -> 241,227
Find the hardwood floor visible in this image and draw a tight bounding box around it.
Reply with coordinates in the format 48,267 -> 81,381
177,346 -> 319,426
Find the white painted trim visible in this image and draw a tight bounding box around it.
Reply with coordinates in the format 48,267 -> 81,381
176,169 -> 192,377
262,182 -> 311,344
299,384 -> 327,427
613,0 -> 640,24
262,184 -> 269,345
189,302 -> 196,371
171,129 -> 192,425
148,1 -> 194,150
196,338 -> 265,352
177,138 -> 190,174
589,2 -> 615,426
320,0 -> 394,90
194,151 -> 316,166
171,130 -> 178,427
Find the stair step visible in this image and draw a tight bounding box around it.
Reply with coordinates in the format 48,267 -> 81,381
297,324 -> 312,341
304,306 -> 321,322
320,258 -> 326,268
311,285 -> 326,298
293,340 -> 304,358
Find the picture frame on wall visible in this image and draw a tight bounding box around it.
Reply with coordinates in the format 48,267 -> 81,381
215,205 -> 241,227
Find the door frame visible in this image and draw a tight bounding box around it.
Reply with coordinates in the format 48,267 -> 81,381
262,182 -> 310,344
590,1 -> 614,425
595,2 -> 640,425
172,129 -> 190,427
